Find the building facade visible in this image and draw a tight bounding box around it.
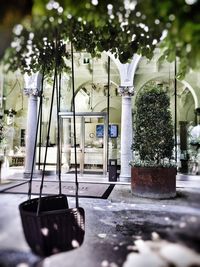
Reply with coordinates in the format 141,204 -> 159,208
0,49 -> 200,179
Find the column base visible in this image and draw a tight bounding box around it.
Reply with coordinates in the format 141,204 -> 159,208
119,174 -> 131,183
23,170 -> 42,179
62,163 -> 70,173
24,169 -> 58,178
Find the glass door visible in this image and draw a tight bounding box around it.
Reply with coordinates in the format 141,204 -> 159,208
60,112 -> 107,176
70,116 -> 83,174
61,116 -> 83,174
84,117 -> 105,174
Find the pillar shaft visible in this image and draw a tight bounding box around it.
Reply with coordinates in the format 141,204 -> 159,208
24,88 -> 40,177
62,118 -> 71,172
118,86 -> 134,181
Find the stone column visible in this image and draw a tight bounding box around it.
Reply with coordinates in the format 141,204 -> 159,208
62,118 -> 71,173
23,72 -> 42,177
24,88 -> 40,177
118,86 -> 134,181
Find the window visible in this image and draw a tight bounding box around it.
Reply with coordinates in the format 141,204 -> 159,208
109,125 -> 118,138
96,124 -> 118,138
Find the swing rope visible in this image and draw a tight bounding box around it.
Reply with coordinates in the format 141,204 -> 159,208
28,38 -> 80,211
36,35 -> 60,215
71,42 -> 79,208
55,69 -> 61,194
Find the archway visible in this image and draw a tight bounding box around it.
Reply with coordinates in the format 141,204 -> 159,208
135,77 -> 196,125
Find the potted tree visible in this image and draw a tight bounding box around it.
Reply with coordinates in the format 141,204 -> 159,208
131,83 -> 176,199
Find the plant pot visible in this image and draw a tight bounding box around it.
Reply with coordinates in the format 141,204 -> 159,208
131,167 -> 176,199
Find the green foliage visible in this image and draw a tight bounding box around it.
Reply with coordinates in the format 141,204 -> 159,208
3,6 -> 71,77
132,83 -> 174,167
0,121 -> 4,144
3,0 -> 200,77
2,0 -> 164,75
0,119 -> 7,148
51,0 -> 200,77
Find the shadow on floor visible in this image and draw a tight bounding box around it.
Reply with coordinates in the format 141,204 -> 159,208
0,249 -> 42,267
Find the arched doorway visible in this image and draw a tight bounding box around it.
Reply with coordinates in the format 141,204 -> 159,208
59,78 -> 122,177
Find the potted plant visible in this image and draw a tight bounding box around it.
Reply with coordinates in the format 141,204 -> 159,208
130,83 -> 176,199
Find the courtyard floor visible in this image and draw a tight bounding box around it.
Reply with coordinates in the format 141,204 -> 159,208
0,172 -> 200,267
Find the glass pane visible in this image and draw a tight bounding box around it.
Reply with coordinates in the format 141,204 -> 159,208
84,117 -> 104,174
61,114 -> 106,176
62,117 -> 82,173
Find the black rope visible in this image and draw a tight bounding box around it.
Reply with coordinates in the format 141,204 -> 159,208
59,73 -> 61,111
71,42 -> 79,208
107,56 -> 111,168
28,69 -> 45,200
56,71 -> 62,194
37,66 -> 57,215
38,77 -> 43,170
174,58 -> 177,163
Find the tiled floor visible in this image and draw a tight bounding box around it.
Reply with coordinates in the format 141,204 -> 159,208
0,167 -> 200,266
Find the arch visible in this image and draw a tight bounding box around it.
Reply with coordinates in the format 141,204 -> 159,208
135,75 -> 198,109
105,52 -> 141,86
69,80 -> 92,110
92,98 -> 121,113
70,80 -> 120,111
135,74 -> 171,95
134,75 -> 197,127
75,80 -> 119,96
181,80 -> 198,108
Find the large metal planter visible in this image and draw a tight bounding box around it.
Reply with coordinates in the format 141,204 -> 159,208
131,167 -> 176,199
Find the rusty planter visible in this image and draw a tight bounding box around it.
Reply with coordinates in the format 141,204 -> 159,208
131,167 -> 176,199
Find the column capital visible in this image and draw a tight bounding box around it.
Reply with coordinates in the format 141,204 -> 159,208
24,88 -> 40,97
24,72 -> 42,97
118,86 -> 134,97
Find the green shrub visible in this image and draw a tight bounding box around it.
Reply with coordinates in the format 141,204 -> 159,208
132,83 -> 174,167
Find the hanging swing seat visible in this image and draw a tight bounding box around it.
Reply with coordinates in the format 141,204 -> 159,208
19,43 -> 85,257
19,194 -> 85,257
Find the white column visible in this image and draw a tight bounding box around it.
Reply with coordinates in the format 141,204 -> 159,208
24,88 -> 40,177
106,53 -> 141,182
62,119 -> 71,173
118,86 -> 134,181
23,73 -> 42,178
